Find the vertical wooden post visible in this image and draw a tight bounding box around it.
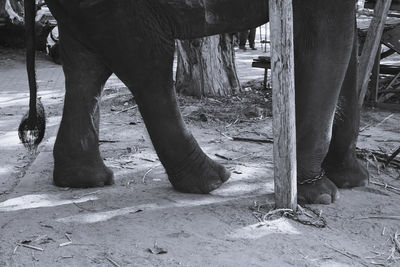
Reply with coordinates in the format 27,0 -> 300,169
358,0 -> 392,107
368,44 -> 381,105
269,0 -> 297,210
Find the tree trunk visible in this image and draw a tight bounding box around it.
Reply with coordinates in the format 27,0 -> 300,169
176,34 -> 241,98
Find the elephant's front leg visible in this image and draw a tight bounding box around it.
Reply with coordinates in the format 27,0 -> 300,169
293,0 -> 356,204
130,51 -> 230,193
53,28 -> 114,188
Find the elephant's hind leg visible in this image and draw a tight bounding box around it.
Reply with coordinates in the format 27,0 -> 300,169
53,28 -> 113,188
63,1 -> 230,193
323,33 -> 369,188
109,45 -> 229,193
136,55 -> 230,193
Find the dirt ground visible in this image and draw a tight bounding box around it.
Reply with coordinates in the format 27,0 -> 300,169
0,40 -> 400,266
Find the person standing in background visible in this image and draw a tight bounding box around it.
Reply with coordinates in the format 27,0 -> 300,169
239,28 -> 257,51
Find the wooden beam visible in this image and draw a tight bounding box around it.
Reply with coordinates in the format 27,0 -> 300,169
368,44 -> 381,104
269,0 -> 297,210
358,0 -> 392,107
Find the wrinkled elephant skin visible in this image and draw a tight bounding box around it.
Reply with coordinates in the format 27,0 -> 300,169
34,0 -> 368,204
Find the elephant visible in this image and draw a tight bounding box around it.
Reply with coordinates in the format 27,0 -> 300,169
22,0 -> 368,205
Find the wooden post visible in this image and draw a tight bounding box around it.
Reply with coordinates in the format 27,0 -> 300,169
269,0 -> 297,210
358,0 -> 392,107
368,44 -> 381,105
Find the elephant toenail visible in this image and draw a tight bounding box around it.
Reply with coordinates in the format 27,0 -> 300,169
332,190 -> 340,202
314,194 -> 332,205
220,168 -> 231,182
358,179 -> 367,187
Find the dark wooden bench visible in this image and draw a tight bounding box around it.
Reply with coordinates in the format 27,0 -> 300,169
252,56 -> 271,90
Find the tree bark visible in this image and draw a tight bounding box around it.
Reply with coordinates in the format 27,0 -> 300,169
175,34 -> 241,98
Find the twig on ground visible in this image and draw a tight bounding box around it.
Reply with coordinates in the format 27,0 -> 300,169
360,114 -> 394,132
324,244 -> 354,259
18,244 -> 44,252
33,235 -> 47,243
13,245 -> 18,254
220,132 -> 233,140
370,180 -> 400,195
368,261 -> 386,266
252,212 -> 263,223
215,154 -> 232,161
385,147 -> 400,168
105,256 -> 121,267
357,148 -> 400,169
115,105 -> 137,114
375,139 -> 400,143
371,153 -> 381,175
232,136 -> 273,144
147,241 -> 168,254
99,140 -> 118,143
366,251 -> 384,259
232,152 -> 257,161
59,241 -> 72,247
72,202 -> 95,212
356,215 -> 400,220
65,233 -> 72,242
56,256 -> 74,262
226,118 -> 240,128
215,152 -> 257,161
324,244 -> 369,267
32,252 -> 39,261
387,246 -> 398,261
366,158 -> 380,172
139,158 -> 156,162
393,232 -> 400,253
219,132 -> 273,144
142,164 -> 161,184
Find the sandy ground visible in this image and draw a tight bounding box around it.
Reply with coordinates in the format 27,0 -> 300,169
0,39 -> 400,266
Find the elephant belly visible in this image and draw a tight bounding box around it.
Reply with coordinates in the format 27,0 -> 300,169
157,0 -> 269,39
45,0 -> 269,41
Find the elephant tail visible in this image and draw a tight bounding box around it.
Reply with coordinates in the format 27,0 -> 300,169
18,0 -> 46,150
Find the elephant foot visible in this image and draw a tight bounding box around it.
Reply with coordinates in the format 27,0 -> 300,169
53,158 -> 114,188
325,155 -> 368,188
167,149 -> 230,194
297,175 -> 339,205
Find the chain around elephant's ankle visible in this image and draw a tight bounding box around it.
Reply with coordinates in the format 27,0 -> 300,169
298,169 -> 325,185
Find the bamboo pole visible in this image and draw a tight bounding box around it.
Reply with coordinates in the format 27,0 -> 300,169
269,0 -> 297,210
358,0 -> 392,107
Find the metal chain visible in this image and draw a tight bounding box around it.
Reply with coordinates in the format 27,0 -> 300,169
251,204 -> 327,228
297,169 -> 326,185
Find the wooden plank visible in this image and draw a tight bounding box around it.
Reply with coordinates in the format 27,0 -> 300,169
368,44 -> 381,104
380,64 -> 400,74
358,0 -> 392,107
378,71 -> 400,102
251,61 -> 271,69
269,0 -> 297,210
381,25 -> 400,54
380,48 -> 396,59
